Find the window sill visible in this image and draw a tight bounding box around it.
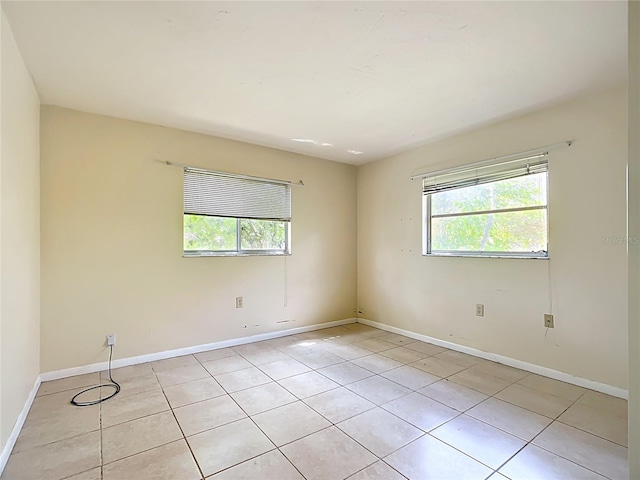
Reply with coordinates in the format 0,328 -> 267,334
183,251 -> 291,258
424,252 -> 548,259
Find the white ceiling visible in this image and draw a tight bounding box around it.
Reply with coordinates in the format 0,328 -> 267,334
2,1 -> 627,165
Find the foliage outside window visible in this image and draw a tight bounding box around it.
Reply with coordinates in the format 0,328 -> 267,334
425,171 -> 548,258
184,215 -> 288,254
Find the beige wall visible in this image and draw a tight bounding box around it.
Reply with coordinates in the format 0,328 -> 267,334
0,11 -> 41,449
358,86 -> 628,389
40,106 -> 357,372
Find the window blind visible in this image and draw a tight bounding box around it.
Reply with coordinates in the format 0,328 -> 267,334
184,168 -> 292,221
422,154 -> 548,195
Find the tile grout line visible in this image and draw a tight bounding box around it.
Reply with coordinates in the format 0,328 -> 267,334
420,370 -> 542,476
552,406 -> 628,449
489,391 -> 583,477
409,373 -> 522,475
150,368 -> 207,480
472,384 -> 619,479
209,381 -> 308,479
347,458 -> 410,480
8,427 -> 104,457
406,367 -> 563,475
550,420 -> 629,449
100,438 -> 198,473
100,390 -> 104,480
101,372 -> 202,466
508,389 -> 620,480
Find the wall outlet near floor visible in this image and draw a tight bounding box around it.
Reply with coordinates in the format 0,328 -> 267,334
236,297 -> 243,308
475,304 -> 485,317
106,334 -> 116,346
544,314 -> 554,328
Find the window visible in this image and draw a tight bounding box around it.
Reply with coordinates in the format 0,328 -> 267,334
183,168 -> 291,256
423,154 -> 549,258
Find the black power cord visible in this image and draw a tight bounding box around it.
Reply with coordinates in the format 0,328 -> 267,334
70,344 -> 121,406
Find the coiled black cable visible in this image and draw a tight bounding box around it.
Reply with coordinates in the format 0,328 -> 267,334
70,344 -> 121,406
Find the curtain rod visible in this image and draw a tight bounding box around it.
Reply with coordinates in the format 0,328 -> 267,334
410,140 -> 573,181
160,160 -> 304,186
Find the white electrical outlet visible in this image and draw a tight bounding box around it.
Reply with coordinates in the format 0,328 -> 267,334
236,297 -> 243,308
106,334 -> 116,346
476,304 -> 485,317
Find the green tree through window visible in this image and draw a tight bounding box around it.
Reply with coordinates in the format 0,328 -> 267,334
184,215 -> 287,253
428,173 -> 548,255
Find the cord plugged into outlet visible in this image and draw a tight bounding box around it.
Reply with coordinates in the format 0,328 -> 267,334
70,338 -> 120,407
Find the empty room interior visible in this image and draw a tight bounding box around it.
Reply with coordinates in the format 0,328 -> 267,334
1,1 -> 639,480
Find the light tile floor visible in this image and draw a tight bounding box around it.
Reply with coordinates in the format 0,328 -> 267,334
2,324 -> 628,480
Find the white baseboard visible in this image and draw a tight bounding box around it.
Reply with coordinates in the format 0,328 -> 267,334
0,375 -> 41,476
40,318 -> 357,382
357,318 -> 628,399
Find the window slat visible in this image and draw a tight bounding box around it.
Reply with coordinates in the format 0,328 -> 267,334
184,169 -> 291,221
423,159 -> 548,195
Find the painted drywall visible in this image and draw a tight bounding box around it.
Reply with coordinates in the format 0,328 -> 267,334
628,1 -> 639,475
0,10 -> 41,450
40,106 -> 357,372
358,86 -> 628,389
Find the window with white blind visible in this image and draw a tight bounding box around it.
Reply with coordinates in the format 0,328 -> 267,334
183,168 -> 291,256
423,154 -> 549,258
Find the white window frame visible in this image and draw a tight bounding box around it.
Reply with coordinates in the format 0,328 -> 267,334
422,161 -> 550,259
182,167 -> 293,257
183,216 -> 291,257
